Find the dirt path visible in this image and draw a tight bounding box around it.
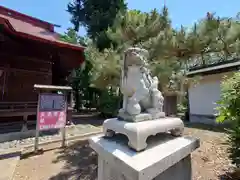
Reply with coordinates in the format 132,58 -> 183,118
12,126 -> 232,180
184,126 -> 232,180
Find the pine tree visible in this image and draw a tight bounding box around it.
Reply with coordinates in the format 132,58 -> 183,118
67,0 -> 127,51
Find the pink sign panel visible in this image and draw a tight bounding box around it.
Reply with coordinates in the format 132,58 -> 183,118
38,111 -> 66,130
37,93 -> 66,130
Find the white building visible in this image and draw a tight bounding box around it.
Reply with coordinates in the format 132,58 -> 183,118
186,60 -> 240,124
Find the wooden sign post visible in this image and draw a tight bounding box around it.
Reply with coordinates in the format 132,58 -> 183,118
34,84 -> 72,153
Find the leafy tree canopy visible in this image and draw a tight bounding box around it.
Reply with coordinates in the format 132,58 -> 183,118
64,3 -> 240,98
67,0 -> 127,51
60,27 -> 87,46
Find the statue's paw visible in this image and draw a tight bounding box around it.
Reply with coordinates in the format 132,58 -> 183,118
127,103 -> 141,115
128,97 -> 138,105
146,108 -> 159,114
118,108 -> 125,114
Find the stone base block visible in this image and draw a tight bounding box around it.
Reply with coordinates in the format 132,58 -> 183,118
103,117 -> 184,151
89,134 -> 200,180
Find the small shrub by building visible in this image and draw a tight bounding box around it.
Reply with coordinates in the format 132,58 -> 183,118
216,72 -> 240,168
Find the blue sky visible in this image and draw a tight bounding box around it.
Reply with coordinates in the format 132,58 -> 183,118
1,0 -> 240,36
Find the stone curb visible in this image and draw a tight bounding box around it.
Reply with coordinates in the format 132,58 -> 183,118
0,130 -> 102,155
0,124 -> 99,143
22,130 -> 102,150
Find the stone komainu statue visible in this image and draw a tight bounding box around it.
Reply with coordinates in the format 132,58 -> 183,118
118,47 -> 165,122
103,47 -> 184,151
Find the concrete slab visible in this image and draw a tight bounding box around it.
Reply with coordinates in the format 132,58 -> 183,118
0,151 -> 20,180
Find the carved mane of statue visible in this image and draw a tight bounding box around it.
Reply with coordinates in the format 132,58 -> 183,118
118,47 -> 165,122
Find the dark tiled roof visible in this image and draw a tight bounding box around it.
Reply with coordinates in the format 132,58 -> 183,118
186,60 -> 240,77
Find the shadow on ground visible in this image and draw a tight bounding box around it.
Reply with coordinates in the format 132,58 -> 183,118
218,168 -> 240,180
49,139 -> 97,180
72,113 -> 104,127
218,172 -> 239,180
184,122 -> 227,133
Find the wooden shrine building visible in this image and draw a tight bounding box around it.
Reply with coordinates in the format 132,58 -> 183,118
0,6 -> 85,127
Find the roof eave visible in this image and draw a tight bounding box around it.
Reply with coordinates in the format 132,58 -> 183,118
186,61 -> 240,77
0,17 -> 86,52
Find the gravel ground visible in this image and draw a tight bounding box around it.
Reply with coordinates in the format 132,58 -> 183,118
184,126 -> 235,180
0,124 -> 100,150
12,125 -> 237,180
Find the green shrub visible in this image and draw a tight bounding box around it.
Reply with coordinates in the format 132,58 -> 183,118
216,72 -> 240,168
177,94 -> 188,113
177,103 -> 187,114
97,89 -> 122,118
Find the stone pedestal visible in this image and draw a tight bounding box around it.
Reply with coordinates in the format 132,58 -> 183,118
89,134 -> 199,180
103,117 -> 184,151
